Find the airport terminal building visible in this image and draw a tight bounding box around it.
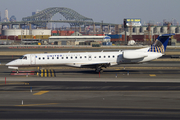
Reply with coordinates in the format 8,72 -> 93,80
48,36 -> 111,45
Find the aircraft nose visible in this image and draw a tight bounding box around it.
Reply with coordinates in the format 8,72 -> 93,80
6,61 -> 12,66
6,60 -> 16,66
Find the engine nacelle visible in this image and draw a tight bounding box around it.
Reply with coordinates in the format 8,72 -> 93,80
123,51 -> 148,59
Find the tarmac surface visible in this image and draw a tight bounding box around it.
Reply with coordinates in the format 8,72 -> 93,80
0,47 -> 180,119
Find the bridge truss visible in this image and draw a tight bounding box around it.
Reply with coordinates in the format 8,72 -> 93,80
22,7 -> 94,27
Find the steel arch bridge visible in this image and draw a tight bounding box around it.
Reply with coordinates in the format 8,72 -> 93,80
22,7 -> 93,27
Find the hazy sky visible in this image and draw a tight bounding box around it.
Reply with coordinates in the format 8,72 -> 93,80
0,0 -> 179,24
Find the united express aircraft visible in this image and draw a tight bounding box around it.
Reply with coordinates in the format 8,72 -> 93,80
6,34 -> 174,73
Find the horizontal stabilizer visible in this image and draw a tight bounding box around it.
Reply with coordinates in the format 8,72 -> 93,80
123,51 -> 148,59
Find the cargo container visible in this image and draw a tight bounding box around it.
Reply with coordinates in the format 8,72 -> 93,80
35,35 -> 51,39
18,35 -> 33,39
107,34 -> 122,39
0,39 -> 10,40
96,34 -> 105,36
111,38 -> 123,42
67,41 -> 75,45
1,36 -> 8,39
8,36 -> 16,40
102,42 -> 112,46
75,41 -> 80,45
52,33 -> 59,36
61,41 -> 67,45
52,30 -> 57,34
90,42 -> 99,46
79,42 -> 85,45
174,34 -> 180,42
54,41 -> 58,45
92,44 -> 101,47
132,35 -> 144,42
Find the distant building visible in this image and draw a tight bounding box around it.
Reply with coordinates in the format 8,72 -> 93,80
32,12 -> 36,16
4,8 -> 8,21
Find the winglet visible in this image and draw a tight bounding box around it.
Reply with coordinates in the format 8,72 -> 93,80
148,33 -> 175,53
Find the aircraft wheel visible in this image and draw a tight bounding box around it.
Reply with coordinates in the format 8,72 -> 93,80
95,68 -> 103,73
100,69 -> 103,73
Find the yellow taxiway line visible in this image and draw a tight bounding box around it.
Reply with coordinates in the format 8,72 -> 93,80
33,91 -> 49,95
149,74 -> 156,77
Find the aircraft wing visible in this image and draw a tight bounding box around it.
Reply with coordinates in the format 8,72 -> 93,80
66,62 -> 112,68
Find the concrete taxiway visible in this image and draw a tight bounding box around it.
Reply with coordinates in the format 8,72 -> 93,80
0,48 -> 180,119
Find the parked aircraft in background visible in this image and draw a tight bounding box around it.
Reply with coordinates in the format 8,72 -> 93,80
6,34 -> 175,73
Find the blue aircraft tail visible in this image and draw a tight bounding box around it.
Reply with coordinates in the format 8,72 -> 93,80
148,33 -> 175,53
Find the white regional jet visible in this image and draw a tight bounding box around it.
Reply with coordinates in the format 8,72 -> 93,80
6,34 -> 174,73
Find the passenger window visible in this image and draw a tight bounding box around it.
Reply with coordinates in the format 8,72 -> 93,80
75,57 -> 77,59
94,56 -> 96,58
71,57 -> 73,59
66,57 -> 68,59
62,57 -> 64,59
47,57 -> 49,59
57,57 -> 59,59
99,56 -> 101,58
80,56 -> 82,59
113,56 -> 115,58
43,57 -> 45,60
52,57 -> 54,59
84,56 -> 87,58
108,56 -> 110,58
104,56 -> 106,58
39,57 -> 41,60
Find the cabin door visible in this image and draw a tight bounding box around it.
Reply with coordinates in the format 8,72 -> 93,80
30,54 -> 36,65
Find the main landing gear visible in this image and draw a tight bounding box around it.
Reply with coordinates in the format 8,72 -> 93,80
95,66 -> 104,73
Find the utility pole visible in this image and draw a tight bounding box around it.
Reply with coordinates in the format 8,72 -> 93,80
101,20 -> 103,35
129,22 -> 132,40
124,19 -> 127,44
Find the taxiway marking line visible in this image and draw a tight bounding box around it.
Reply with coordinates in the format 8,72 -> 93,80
115,69 -> 121,70
33,91 -> 49,95
149,74 -> 156,77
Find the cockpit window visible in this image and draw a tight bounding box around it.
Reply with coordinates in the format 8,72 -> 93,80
19,56 -> 27,60
19,56 -> 24,59
23,56 -> 27,59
